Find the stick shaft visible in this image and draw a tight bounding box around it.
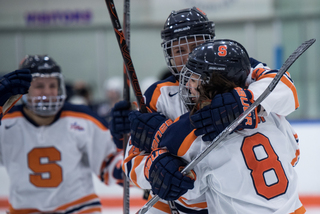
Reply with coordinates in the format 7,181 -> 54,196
104,0 -> 147,113
122,0 -> 131,213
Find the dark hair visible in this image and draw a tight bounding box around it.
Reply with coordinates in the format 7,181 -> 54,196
190,71 -> 238,115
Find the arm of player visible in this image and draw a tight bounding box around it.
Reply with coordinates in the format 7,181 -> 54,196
0,69 -> 32,122
247,58 -> 298,116
122,138 -> 153,189
83,109 -> 126,186
122,112 -> 190,189
100,151 -> 125,186
123,113 -> 200,191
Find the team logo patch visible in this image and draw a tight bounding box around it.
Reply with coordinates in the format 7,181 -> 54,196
70,122 -> 84,131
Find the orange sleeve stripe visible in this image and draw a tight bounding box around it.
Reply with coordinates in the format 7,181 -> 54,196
9,204 -> 39,214
60,111 -> 108,130
8,194 -> 100,214
178,197 -> 207,208
291,149 -> 300,166
251,68 -> 266,80
78,207 -> 102,213
148,194 -> 172,213
256,73 -> 299,109
55,193 -> 99,210
289,205 -> 306,214
173,115 -> 181,122
129,155 -> 146,188
149,81 -> 179,112
177,130 -> 197,157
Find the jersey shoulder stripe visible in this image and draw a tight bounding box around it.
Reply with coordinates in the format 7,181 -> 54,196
60,103 -> 109,130
3,105 -> 23,120
144,75 -> 178,111
257,71 -> 299,109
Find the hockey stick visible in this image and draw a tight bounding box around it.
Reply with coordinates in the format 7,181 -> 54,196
122,0 -> 130,213
104,0 -> 147,113
137,38 -> 316,214
104,1 -> 180,212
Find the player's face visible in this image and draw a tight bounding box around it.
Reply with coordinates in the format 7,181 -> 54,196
28,77 -> 59,101
171,37 -> 206,72
186,73 -> 201,103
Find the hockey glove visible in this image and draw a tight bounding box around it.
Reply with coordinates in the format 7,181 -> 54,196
0,69 -> 32,121
144,148 -> 195,201
191,87 -> 258,142
128,111 -> 173,153
109,100 -> 131,149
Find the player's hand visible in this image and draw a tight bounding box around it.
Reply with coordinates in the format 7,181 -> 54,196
144,148 -> 195,201
110,100 -> 131,149
129,111 -> 173,153
0,69 -> 32,107
191,87 -> 258,142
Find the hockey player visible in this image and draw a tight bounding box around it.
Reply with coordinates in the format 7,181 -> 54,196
0,55 -> 123,214
111,7 -> 299,213
143,39 -> 305,213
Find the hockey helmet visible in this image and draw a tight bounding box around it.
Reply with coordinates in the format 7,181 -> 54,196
20,55 -> 66,116
161,7 -> 215,77
179,39 -> 251,110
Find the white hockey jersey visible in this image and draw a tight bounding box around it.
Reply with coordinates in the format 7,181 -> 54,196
0,103 -> 123,214
160,112 -> 304,214
123,58 -> 300,214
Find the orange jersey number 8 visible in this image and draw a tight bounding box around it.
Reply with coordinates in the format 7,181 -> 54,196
241,133 -> 288,199
28,147 -> 63,187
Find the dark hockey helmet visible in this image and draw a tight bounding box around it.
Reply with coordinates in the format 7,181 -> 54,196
19,54 -> 61,74
179,39 -> 251,110
20,55 -> 66,116
161,7 -> 215,77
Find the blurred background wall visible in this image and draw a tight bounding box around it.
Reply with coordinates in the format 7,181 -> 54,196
0,0 -> 320,212
0,0 -> 319,120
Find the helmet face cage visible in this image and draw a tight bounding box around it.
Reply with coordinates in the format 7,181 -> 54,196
162,34 -> 214,77
179,66 -> 206,111
23,72 -> 66,116
161,7 -> 215,77
20,55 -> 66,116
